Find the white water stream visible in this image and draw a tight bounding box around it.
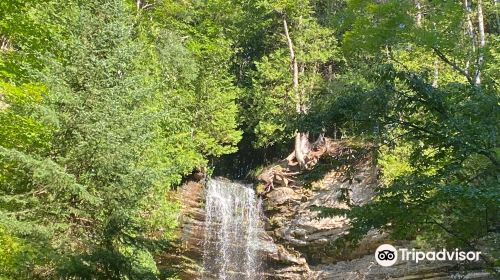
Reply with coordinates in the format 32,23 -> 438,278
202,179 -> 264,280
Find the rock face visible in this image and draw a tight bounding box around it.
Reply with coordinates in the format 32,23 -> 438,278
258,140 -> 493,280
175,180 -> 279,280
175,141 -> 493,280
260,141 -> 385,279
176,181 -> 205,279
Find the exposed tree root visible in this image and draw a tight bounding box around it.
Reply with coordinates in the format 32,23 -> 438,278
258,137 -> 331,193
257,138 -> 374,194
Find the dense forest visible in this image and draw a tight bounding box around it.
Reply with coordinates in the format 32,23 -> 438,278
0,0 -> 498,279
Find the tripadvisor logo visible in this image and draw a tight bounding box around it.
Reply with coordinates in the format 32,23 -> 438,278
375,244 -> 398,267
374,244 -> 482,267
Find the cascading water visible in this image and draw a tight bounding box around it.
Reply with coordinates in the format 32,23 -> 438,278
202,179 -> 265,280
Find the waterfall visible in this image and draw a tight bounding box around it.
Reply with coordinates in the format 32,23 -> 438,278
202,179 -> 264,280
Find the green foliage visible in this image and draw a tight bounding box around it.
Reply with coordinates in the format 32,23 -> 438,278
305,1 -> 499,265
143,0 -> 243,157
1,0 -> 499,277
318,64 -> 499,256
1,0 -> 242,278
241,0 -> 339,148
0,82 -> 52,154
377,143 -> 414,185
0,226 -> 28,280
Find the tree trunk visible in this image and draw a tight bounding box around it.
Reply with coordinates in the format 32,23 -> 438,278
433,58 -> 439,87
430,20 -> 439,87
283,17 -> 307,169
415,0 -> 422,27
283,18 -> 300,112
475,0 -> 486,85
495,0 -> 500,34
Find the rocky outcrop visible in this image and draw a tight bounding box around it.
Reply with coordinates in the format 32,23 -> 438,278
259,140 -> 381,278
175,181 -> 205,279
173,140 -> 494,279
259,140 -> 494,280
308,255 -> 493,280
174,179 -> 280,280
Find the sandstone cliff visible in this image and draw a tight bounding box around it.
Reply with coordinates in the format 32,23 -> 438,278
175,140 -> 494,280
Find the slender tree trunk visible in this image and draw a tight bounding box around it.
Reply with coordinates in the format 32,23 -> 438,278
495,0 -> 500,34
433,58 -> 439,87
475,0 -> 486,85
283,18 -> 299,111
415,0 -> 422,27
283,17 -> 306,169
431,20 -> 439,87
327,64 -> 333,81
478,0 -> 486,49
